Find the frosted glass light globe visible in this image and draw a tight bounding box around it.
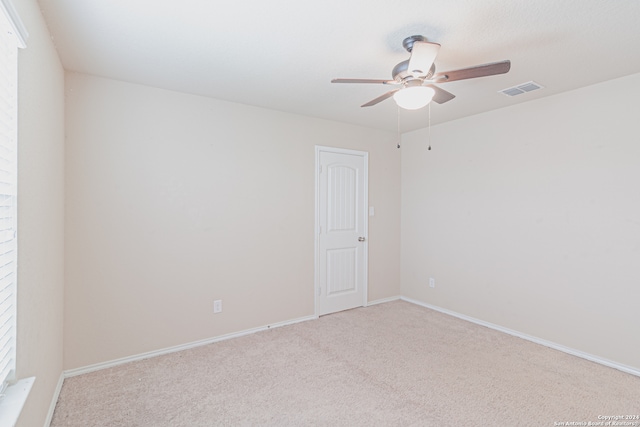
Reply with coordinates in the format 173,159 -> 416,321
393,86 -> 436,110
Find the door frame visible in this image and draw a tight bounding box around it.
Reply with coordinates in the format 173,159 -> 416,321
314,145 -> 369,317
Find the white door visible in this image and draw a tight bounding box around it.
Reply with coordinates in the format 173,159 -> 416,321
316,146 -> 368,316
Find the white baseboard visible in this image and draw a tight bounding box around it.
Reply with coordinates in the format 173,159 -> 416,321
63,297 -> 639,382
44,373 -> 64,427
401,296 -> 640,378
367,295 -> 401,306
64,314 -> 317,378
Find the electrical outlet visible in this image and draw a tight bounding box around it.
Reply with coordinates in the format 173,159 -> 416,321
429,278 -> 435,288
213,299 -> 222,313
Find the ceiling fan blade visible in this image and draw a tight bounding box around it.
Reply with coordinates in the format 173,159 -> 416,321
425,84 -> 456,104
361,89 -> 400,107
407,41 -> 440,77
332,78 -> 396,85
433,60 -> 511,83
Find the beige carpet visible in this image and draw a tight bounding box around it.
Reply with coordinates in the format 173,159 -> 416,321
51,301 -> 640,426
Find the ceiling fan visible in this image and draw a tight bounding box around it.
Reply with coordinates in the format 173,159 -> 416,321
332,35 -> 511,110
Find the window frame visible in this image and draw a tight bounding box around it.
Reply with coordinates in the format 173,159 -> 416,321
0,0 -> 28,400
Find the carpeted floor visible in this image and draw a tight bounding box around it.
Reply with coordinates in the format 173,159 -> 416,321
51,301 -> 640,426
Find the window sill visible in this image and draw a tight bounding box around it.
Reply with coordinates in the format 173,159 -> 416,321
0,377 -> 35,427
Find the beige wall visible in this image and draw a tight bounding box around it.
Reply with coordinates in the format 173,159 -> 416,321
401,72 -> 640,370
64,73 -> 401,370
14,0 -> 66,425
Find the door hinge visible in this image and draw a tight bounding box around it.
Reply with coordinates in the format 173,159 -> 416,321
318,287 -> 322,296
319,164 -> 323,173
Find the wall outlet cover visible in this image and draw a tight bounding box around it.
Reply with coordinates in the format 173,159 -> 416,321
213,299 -> 222,313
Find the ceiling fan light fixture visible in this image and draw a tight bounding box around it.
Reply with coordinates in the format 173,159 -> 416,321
393,86 -> 435,110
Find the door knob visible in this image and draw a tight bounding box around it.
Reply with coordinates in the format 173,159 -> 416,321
358,237 -> 366,242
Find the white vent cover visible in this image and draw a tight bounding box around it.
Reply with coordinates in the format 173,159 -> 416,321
499,81 -> 544,97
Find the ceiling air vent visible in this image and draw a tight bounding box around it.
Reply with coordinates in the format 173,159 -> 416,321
499,81 -> 543,97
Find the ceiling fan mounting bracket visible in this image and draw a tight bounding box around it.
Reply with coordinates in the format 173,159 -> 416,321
402,35 -> 428,52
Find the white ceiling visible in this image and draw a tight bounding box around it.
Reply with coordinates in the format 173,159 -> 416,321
38,0 -> 640,132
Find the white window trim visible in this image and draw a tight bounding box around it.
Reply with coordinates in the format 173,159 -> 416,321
0,1 -> 28,426
0,0 -> 27,48
0,377 -> 34,427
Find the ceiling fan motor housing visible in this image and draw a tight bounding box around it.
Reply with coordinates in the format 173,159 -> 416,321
392,61 -> 436,83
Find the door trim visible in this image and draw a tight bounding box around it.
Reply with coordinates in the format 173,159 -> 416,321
314,145 -> 368,317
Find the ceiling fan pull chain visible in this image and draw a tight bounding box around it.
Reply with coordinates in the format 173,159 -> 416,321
397,106 -> 401,148
428,102 -> 432,151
